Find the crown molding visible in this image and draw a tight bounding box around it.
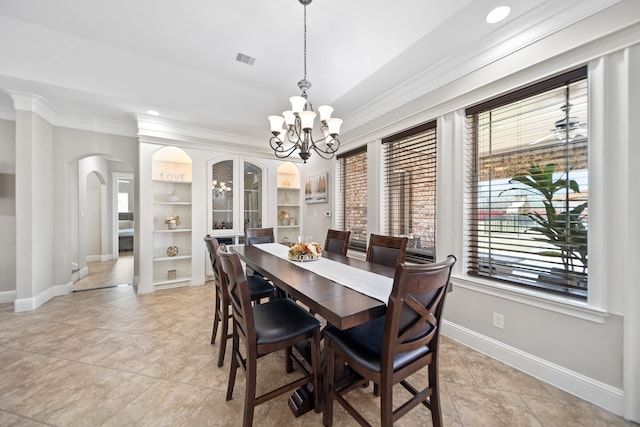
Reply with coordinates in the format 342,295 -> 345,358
136,114 -> 264,147
4,90 -> 56,124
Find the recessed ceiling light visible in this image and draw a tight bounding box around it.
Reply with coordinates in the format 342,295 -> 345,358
486,5 -> 511,24
147,109 -> 159,116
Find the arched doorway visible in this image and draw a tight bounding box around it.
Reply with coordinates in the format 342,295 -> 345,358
72,155 -> 134,291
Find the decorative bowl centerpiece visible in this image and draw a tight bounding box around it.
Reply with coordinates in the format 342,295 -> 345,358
288,242 -> 322,262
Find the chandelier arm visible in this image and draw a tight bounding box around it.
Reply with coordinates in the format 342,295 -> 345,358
311,141 -> 340,160
270,136 -> 301,159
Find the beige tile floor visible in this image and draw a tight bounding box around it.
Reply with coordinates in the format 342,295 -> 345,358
0,282 -> 635,427
73,253 -> 134,291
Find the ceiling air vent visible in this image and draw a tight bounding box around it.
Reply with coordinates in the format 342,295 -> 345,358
235,52 -> 256,66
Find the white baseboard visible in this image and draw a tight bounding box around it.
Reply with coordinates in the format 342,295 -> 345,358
441,320 -> 624,416
0,290 -> 16,304
13,282 -> 73,312
78,266 -> 89,279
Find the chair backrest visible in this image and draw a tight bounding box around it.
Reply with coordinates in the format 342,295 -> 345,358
245,227 -> 275,246
217,244 -> 256,347
204,235 -> 228,293
324,229 -> 351,256
366,234 -> 409,268
382,255 -> 456,369
204,235 -> 219,275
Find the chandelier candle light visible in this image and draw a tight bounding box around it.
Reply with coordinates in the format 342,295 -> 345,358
268,0 -> 342,163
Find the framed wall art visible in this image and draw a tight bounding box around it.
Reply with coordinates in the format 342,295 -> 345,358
304,173 -> 328,204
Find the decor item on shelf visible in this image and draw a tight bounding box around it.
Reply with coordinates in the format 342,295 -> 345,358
165,215 -> 180,229
267,0 -> 342,163
282,192 -> 290,205
212,179 -> 232,197
167,192 -> 180,202
279,210 -> 291,225
289,218 -> 296,226
288,241 -> 322,261
168,269 -> 177,280
166,245 -> 179,257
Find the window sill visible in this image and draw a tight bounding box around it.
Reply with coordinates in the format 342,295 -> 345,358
451,274 -> 609,324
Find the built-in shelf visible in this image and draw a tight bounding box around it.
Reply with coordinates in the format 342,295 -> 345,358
151,152 -> 193,289
276,163 -> 301,244
153,255 -> 192,262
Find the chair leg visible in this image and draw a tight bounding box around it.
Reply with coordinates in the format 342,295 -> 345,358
322,344 -> 335,426
217,300 -> 229,367
243,360 -> 257,427
211,288 -> 221,345
311,329 -> 321,413
380,377 -> 394,426
429,363 -> 443,427
226,327 -> 239,402
285,346 -> 294,373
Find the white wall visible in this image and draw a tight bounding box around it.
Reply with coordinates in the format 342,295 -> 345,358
299,155 -> 334,243
52,126 -> 137,290
0,119 -> 16,298
333,5 -> 640,418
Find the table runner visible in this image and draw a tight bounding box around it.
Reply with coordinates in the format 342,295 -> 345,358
254,243 -> 393,304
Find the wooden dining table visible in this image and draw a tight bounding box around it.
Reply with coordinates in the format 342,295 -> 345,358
231,244 -> 394,330
231,244 -> 396,416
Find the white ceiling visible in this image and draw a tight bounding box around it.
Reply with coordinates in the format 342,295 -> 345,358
0,0 -> 623,141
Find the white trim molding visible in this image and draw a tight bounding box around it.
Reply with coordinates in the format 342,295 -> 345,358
13,282 -> 73,312
0,290 -> 16,304
442,320 -> 624,416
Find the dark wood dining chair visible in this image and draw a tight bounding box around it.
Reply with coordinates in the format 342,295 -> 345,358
245,227 -> 275,245
204,235 -> 276,367
324,229 -> 351,256
217,244 -> 322,427
366,234 -> 409,268
322,255 -> 456,427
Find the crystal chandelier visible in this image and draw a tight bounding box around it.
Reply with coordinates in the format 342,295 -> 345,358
268,0 -> 342,163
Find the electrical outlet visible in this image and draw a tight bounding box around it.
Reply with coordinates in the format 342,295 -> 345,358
493,312 -> 505,329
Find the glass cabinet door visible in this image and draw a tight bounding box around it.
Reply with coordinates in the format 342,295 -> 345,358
243,161 -> 262,230
211,160 -> 234,230
209,158 -> 265,238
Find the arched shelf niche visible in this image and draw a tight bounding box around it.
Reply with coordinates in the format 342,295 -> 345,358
151,146 -> 193,290
275,161 -> 301,245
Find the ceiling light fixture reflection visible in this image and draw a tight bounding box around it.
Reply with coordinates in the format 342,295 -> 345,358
486,5 -> 511,24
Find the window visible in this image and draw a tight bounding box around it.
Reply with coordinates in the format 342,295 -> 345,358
337,146 -> 367,251
382,121 -> 437,262
466,67 -> 588,298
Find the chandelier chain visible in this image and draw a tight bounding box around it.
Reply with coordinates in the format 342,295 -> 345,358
303,3 -> 307,82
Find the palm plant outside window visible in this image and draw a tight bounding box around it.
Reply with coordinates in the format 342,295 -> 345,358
466,67 -> 588,298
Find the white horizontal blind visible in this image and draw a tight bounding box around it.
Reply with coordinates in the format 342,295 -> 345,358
382,121 -> 437,262
466,67 -> 589,298
338,147 -> 368,250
